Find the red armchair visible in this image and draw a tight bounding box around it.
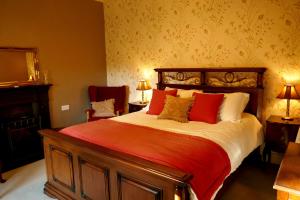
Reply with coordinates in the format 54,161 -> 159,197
86,85 -> 127,122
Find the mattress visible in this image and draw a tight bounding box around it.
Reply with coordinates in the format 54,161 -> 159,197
111,110 -> 263,199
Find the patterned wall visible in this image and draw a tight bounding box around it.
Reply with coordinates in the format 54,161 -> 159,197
102,0 -> 300,120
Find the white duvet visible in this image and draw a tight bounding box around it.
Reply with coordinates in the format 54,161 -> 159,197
111,110 -> 263,199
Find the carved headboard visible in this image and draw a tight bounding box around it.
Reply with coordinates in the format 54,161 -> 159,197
154,67 -> 266,119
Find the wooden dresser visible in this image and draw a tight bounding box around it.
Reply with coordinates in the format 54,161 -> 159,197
274,142 -> 300,200
0,84 -> 52,171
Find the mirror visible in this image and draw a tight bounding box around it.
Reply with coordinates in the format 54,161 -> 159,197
0,47 -> 40,86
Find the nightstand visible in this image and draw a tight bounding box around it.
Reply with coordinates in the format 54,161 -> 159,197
128,101 -> 148,113
263,115 -> 300,162
273,142 -> 300,200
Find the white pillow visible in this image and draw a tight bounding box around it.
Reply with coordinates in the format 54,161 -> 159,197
219,92 -> 249,122
91,99 -> 116,117
165,87 -> 202,98
177,89 -> 202,98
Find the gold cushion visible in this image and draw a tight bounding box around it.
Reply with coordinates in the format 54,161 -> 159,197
158,95 -> 193,123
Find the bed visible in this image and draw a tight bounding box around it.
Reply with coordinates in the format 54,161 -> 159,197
40,67 -> 266,200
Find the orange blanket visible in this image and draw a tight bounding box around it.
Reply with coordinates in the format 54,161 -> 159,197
61,119 -> 231,200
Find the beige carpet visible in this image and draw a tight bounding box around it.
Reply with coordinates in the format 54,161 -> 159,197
0,159 -> 54,200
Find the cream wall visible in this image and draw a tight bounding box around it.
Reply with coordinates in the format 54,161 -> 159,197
103,0 -> 300,120
0,0 -> 107,128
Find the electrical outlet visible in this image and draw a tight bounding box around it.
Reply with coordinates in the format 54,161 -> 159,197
61,105 -> 70,111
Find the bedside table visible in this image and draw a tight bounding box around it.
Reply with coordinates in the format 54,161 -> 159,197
263,115 -> 300,162
128,102 -> 148,113
273,142 -> 300,200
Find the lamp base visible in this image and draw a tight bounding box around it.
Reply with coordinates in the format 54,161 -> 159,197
281,116 -> 294,121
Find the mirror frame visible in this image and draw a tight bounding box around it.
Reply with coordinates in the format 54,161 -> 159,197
0,47 -> 40,87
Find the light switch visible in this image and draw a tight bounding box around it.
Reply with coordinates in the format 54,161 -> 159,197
61,105 -> 70,111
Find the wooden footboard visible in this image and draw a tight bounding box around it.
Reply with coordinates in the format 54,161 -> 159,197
40,129 -> 192,200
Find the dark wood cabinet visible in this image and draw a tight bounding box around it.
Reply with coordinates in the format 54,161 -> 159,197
263,115 -> 300,162
0,84 -> 52,171
128,102 -> 147,113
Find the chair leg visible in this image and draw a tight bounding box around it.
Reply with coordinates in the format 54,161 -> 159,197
86,111 -> 89,122
0,161 -> 6,183
0,174 -> 5,183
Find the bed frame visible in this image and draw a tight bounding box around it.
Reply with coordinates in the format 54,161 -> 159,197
40,67 -> 266,200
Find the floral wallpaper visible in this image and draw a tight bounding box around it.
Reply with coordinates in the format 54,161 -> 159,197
102,0 -> 300,120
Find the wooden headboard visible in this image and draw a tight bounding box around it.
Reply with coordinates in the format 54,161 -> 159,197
154,67 -> 266,119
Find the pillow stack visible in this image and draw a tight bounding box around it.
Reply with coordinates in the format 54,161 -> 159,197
146,88 -> 249,124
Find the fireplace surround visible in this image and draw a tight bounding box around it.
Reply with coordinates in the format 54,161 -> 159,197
0,83 -> 51,171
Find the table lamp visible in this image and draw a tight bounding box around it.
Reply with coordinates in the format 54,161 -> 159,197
277,84 -> 300,120
136,80 -> 151,104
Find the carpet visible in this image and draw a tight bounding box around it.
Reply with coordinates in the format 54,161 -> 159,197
0,160 -> 54,200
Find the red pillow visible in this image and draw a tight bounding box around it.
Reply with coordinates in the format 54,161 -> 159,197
147,89 -> 177,115
189,93 -> 224,124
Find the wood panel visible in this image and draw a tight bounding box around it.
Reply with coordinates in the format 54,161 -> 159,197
78,157 -> 110,200
49,145 -> 75,193
118,174 -> 162,200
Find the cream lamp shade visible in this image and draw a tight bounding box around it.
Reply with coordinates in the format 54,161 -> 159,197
136,80 -> 151,104
277,84 -> 300,120
136,80 -> 152,91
